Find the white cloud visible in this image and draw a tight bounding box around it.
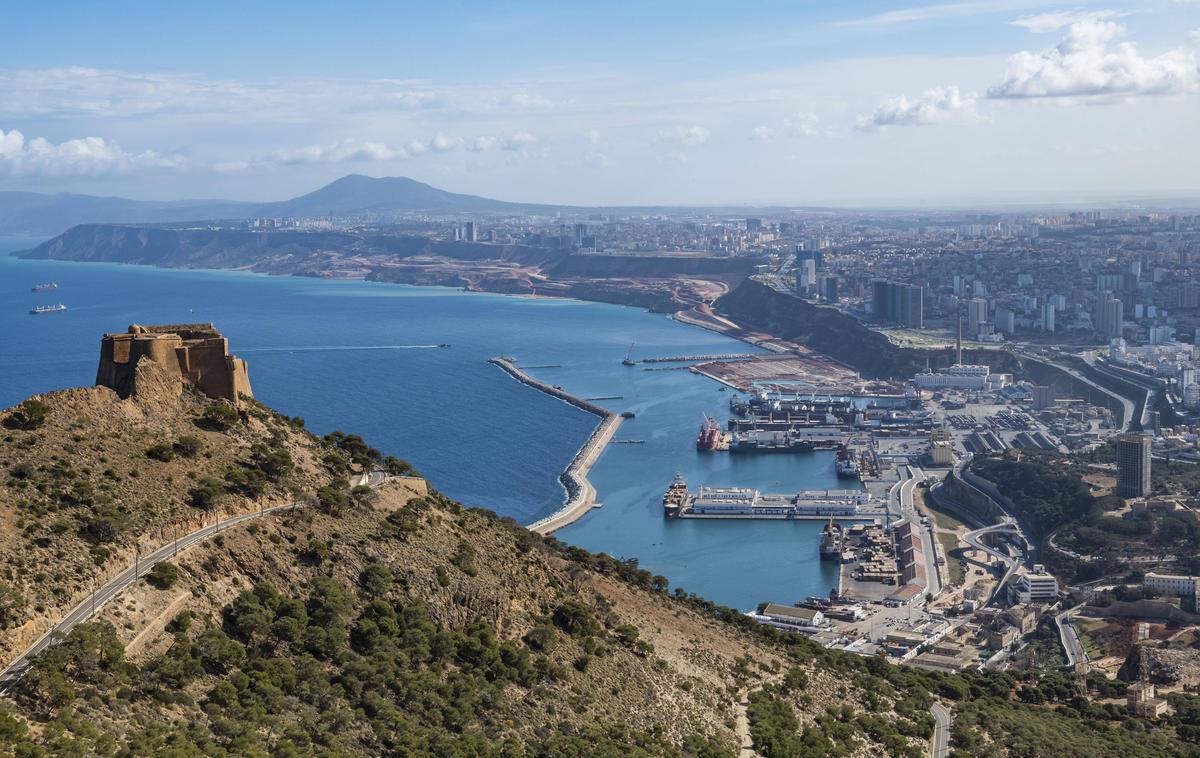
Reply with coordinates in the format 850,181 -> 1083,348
784,112 -> 821,137
0,127 -> 184,176
249,138 -> 420,168
989,19 -> 1200,99
1011,10 -> 1124,33
752,113 -> 820,141
857,86 -> 980,130
0,67 -> 558,121
661,124 -> 711,146
468,136 -> 497,152
429,132 -> 463,152
499,130 -> 537,150
838,0 -> 1050,27
468,131 -> 538,152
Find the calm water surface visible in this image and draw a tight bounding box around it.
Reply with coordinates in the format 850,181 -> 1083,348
0,238 -> 843,608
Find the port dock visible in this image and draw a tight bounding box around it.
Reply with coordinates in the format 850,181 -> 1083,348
489,357 -> 624,535
663,478 -> 883,521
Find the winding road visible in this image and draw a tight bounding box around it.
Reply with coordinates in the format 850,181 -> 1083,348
929,702 -> 951,758
0,501 -> 303,694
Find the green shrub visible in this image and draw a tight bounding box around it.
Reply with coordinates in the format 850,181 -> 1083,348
173,435 -> 203,458
189,477 -> 224,510
4,399 -> 50,430
145,443 -> 175,462
197,402 -> 238,431
146,562 -> 180,590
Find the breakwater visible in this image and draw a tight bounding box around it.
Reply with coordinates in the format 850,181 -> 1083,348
488,357 -> 623,534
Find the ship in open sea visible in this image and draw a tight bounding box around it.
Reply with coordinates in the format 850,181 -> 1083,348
31,282 -> 58,293
29,304 -> 67,315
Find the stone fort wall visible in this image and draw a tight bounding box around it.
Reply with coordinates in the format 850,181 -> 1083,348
96,323 -> 252,404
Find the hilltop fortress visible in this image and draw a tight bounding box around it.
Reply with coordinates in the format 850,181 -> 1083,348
96,323 -> 252,404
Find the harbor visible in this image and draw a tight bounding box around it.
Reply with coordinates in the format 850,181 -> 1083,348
661,475 -> 881,520
489,356 -> 624,535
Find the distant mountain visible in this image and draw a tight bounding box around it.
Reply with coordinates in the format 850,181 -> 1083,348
0,191 -> 255,237
264,174 -> 549,216
0,174 -> 563,237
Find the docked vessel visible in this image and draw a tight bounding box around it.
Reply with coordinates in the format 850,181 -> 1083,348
622,343 -> 636,366
728,428 -> 839,454
696,415 -> 723,451
31,282 -> 57,293
29,304 -> 67,315
835,445 -> 859,479
662,474 -> 688,516
819,518 -> 844,560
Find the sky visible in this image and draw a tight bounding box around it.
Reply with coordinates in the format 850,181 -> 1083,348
1,0 -> 1199,207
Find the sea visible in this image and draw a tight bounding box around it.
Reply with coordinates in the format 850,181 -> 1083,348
0,237 -> 842,610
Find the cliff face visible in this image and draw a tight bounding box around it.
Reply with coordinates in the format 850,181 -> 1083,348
717,279 -> 924,378
547,253 -> 763,280
717,279 -> 1025,379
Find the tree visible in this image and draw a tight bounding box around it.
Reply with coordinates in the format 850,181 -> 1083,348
146,562 -> 180,590
189,477 -> 224,510
0,583 -> 25,630
197,402 -> 239,431
4,399 -> 50,430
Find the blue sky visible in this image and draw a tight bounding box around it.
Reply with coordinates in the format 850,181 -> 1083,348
2,0 -> 1199,205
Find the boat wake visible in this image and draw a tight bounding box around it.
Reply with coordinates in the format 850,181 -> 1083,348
240,344 -> 446,354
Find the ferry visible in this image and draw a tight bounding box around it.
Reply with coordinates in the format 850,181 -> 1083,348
31,282 -> 57,293
29,304 -> 67,315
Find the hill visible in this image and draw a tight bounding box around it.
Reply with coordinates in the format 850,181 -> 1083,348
0,175 -> 562,237
1,334 -> 1200,755
266,174 -> 559,217
0,191 -> 255,237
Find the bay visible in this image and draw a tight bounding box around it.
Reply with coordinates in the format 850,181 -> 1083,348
0,238 -> 843,609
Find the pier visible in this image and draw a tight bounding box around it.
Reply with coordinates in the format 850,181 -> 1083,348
489,357 -> 624,535
641,353 -> 756,364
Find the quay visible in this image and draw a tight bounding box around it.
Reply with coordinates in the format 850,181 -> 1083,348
663,478 -> 882,521
489,357 -> 623,535
641,353 -> 756,363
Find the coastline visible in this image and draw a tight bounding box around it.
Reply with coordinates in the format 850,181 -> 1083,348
488,357 -> 624,534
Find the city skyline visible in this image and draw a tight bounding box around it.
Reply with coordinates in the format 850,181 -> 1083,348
2,0 -> 1199,206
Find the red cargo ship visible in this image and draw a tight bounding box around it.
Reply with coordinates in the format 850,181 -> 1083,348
696,415 -> 722,451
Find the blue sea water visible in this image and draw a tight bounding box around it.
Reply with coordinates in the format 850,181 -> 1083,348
0,238 -> 842,609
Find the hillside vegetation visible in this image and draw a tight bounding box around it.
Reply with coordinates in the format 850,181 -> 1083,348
2,381 -> 1200,755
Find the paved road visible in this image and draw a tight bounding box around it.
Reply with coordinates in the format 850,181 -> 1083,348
898,465 -> 942,599
0,501 -> 302,693
930,702 -> 951,758
961,522 -> 1022,606
1055,604 -> 1088,669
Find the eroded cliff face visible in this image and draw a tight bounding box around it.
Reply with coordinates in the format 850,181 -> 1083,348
716,279 -> 925,378
716,279 -> 1025,379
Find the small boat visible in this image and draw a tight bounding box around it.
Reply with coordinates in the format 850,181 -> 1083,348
29,304 -> 67,315
622,343 -> 636,366
438,344 -> 451,348
31,282 -> 57,293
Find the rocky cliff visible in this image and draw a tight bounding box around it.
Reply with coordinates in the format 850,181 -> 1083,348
716,279 -> 925,378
